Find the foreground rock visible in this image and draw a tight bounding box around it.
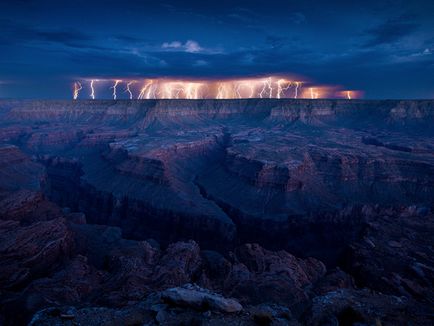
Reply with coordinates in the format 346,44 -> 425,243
0,218 -> 72,290
307,288 -> 433,326
0,207 -> 327,325
161,284 -> 242,313
344,211 -> 434,303
28,302 -> 297,326
1,213 -> 433,325
226,243 -> 326,308
27,288 -> 433,326
28,304 -> 152,326
0,189 -> 62,223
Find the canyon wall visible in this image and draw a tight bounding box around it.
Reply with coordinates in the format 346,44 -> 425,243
0,99 -> 433,261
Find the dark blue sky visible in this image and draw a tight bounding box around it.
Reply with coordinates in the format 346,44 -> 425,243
1,0 -> 433,99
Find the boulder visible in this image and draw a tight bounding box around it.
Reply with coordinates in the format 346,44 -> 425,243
161,283 -> 243,313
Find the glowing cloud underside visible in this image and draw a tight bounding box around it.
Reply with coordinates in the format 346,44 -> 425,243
72,76 -> 363,100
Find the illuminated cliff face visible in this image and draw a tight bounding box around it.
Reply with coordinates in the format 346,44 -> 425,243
72,76 -> 363,100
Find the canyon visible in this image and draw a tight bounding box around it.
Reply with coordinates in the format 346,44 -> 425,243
0,99 -> 433,325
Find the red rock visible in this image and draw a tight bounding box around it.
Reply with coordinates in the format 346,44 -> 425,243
344,212 -> 434,303
220,243 -> 326,307
0,145 -> 44,192
161,283 -> 243,313
306,289 -> 432,326
0,189 -> 62,223
0,217 -> 72,289
152,240 -> 202,288
0,99 -> 433,325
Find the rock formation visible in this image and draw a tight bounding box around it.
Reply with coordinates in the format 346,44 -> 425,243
0,99 -> 433,325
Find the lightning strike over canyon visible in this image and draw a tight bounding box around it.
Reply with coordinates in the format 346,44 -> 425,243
138,80 -> 154,99
90,80 -> 96,100
125,81 -> 135,100
110,80 -> 122,100
73,82 -> 82,100
276,79 -> 291,99
72,76 -> 362,100
310,87 -> 319,99
294,82 -> 301,99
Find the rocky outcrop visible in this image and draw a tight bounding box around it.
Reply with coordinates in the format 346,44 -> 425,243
161,284 -> 243,313
28,304 -> 152,326
221,243 -> 326,308
27,301 -> 298,326
0,189 -> 62,223
306,289 -> 432,326
0,201 -> 432,325
0,190 -> 331,325
66,223 -> 327,309
343,211 -> 434,303
0,217 -> 72,289
0,145 -> 44,192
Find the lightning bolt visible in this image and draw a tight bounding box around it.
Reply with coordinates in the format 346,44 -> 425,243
294,81 -> 301,99
163,83 -> 172,99
259,79 -> 267,98
236,81 -> 256,98
259,77 -> 274,98
310,87 -> 319,99
150,83 -> 158,99
217,83 -> 229,99
138,80 -> 153,99
174,84 -> 183,98
276,79 -> 291,99
90,80 -> 96,100
73,82 -> 82,100
216,83 -> 223,99
162,82 -> 185,99
110,80 -> 122,100
235,83 -> 242,99
267,77 -> 273,98
248,83 -> 254,98
347,91 -> 352,100
184,82 -> 202,99
125,81 -> 135,100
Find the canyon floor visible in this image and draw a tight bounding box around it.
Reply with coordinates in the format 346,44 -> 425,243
0,99 -> 433,325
